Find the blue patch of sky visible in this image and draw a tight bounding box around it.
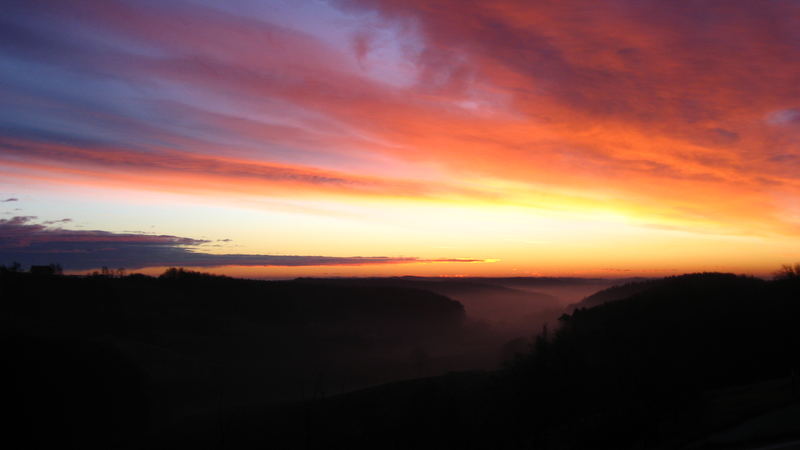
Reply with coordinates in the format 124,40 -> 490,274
194,0 -> 423,88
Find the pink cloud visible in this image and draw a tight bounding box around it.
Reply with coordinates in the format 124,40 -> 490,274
3,0 -> 800,239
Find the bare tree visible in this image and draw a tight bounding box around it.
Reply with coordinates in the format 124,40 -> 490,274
775,263 -> 800,280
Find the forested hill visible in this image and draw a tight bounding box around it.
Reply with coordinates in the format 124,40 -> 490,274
4,269 -> 465,328
293,277 -> 561,332
507,272 -> 800,447
1,269 -> 469,450
570,272 -> 749,310
569,276 -> 664,309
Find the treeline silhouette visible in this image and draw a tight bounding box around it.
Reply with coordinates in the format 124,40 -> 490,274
503,273 -> 800,448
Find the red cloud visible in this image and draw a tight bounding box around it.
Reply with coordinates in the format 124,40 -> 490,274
2,0 -> 800,239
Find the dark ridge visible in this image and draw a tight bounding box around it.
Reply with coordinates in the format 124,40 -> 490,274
570,272 -> 737,310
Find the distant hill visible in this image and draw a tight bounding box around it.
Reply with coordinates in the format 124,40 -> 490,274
294,277 -> 562,334
569,272 -> 764,311
476,276 -> 644,305
569,276 -> 662,310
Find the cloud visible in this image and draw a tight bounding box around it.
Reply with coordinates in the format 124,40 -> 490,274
1,0 -> 800,239
767,108 -> 800,126
42,218 -> 72,225
1,198 -> 18,202
0,135 -> 492,203
0,216 -> 489,270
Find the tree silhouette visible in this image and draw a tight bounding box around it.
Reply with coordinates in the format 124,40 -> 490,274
775,262 -> 800,280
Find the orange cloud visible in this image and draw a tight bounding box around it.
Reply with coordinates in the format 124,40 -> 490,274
3,0 -> 800,255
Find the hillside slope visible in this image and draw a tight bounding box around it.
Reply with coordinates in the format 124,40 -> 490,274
1,270 -> 474,450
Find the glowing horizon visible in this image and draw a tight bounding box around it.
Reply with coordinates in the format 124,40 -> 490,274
2,0 -> 799,278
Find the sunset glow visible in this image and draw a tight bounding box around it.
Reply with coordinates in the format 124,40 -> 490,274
2,0 -> 800,277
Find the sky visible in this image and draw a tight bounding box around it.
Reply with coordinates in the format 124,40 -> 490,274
1,0 -> 799,278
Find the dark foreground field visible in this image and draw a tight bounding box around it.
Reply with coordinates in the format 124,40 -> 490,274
4,269 -> 800,449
